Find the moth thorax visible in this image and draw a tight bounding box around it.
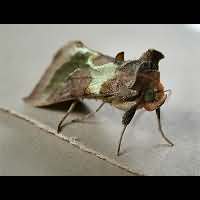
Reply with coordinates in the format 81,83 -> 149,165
139,49 -> 165,70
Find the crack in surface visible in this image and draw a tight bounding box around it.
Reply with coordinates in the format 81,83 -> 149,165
0,106 -> 143,176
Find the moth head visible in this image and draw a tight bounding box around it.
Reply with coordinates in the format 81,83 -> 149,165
143,82 -> 167,111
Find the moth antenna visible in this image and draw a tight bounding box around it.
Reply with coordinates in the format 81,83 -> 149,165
155,89 -> 172,105
164,89 -> 172,104
164,89 -> 172,95
156,89 -> 172,95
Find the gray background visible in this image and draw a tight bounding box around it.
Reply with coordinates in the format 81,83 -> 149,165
0,24 -> 200,176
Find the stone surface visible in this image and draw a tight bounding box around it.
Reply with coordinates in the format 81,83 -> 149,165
0,24 -> 200,176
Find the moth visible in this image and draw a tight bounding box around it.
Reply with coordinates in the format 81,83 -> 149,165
24,41 -> 174,156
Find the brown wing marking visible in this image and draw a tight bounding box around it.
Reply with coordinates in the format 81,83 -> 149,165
47,69 -> 92,104
99,71 -> 138,101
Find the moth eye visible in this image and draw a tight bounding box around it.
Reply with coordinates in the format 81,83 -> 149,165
144,89 -> 155,102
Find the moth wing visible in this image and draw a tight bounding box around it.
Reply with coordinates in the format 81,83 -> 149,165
24,41 -> 115,107
99,64 -> 140,99
47,68 -> 92,105
118,60 -> 142,88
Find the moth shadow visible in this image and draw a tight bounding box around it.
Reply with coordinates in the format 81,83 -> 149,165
42,101 -> 91,114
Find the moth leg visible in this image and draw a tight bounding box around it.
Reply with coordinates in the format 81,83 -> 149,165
117,105 -> 137,156
156,108 -> 174,146
71,102 -> 105,123
57,101 -> 78,133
